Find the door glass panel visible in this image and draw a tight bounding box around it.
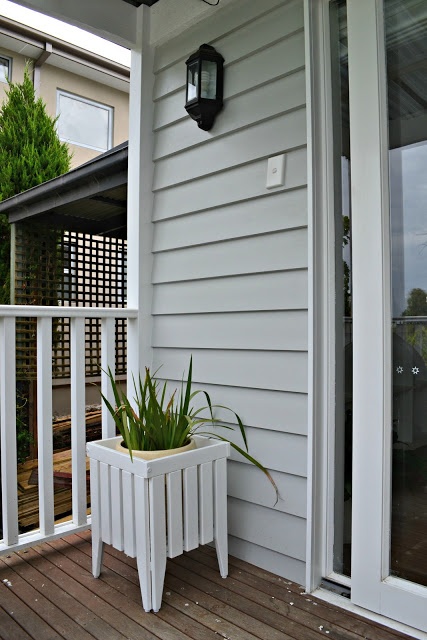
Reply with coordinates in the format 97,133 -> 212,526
330,0 -> 352,578
387,0 -> 427,588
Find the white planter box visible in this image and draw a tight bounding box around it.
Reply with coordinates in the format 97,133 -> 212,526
87,435 -> 230,612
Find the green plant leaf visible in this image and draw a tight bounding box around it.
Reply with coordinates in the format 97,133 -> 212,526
99,357 -> 279,505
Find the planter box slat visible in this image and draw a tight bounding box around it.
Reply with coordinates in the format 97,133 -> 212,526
122,470 -> 135,557
199,461 -> 214,545
166,470 -> 183,558
110,466 -> 123,550
87,435 -> 229,612
183,465 -> 199,552
100,462 -> 112,545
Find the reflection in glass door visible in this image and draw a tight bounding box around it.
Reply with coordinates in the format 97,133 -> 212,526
391,142 -> 427,588
388,0 -> 427,586
330,0 -> 352,580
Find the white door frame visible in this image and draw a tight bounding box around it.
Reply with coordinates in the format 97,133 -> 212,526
304,0 -> 345,591
347,0 -> 393,610
349,0 -> 427,630
306,0 -> 427,631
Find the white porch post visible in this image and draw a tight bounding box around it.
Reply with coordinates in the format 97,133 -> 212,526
127,4 -> 155,387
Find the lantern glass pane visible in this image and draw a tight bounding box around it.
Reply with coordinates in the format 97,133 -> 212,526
200,60 -> 217,99
187,61 -> 199,102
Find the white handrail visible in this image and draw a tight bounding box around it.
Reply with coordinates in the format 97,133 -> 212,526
0,305 -> 137,318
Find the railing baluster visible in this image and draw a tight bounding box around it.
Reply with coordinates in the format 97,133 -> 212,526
71,317 -> 87,526
0,317 -> 19,545
0,306 -> 136,554
37,316 -> 54,536
101,317 -> 116,438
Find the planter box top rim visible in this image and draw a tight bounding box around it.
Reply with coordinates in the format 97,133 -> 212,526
87,435 -> 230,478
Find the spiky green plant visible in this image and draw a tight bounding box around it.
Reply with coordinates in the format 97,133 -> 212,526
101,357 -> 278,503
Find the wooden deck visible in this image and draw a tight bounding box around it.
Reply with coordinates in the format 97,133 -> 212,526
0,531 -> 416,640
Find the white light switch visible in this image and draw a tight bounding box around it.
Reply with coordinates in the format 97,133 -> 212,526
266,154 -> 286,189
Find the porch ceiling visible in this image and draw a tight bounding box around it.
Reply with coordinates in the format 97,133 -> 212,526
0,142 -> 128,239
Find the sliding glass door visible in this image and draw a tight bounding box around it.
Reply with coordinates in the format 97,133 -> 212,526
341,0 -> 427,630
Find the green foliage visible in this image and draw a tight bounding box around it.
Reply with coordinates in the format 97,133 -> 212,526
0,66 -> 71,201
102,357 -> 279,503
342,215 -> 351,317
16,382 -> 33,464
0,213 -> 10,304
0,65 -> 72,304
402,288 -> 427,317
0,66 -> 72,460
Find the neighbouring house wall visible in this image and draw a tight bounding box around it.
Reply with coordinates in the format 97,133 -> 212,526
0,45 -> 129,168
151,0 -> 308,584
0,49 -> 25,103
41,63 -> 129,167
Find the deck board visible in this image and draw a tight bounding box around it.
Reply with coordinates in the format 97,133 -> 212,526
0,604 -> 34,640
0,531 -> 417,640
191,548 -> 407,640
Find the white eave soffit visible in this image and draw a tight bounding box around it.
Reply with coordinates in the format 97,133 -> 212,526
9,0 -> 238,49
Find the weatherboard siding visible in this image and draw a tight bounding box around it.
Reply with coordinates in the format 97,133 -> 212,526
151,0 -> 308,584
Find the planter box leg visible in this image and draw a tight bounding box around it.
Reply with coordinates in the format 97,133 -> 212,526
137,556 -> 153,613
92,538 -> 104,578
149,476 -> 167,612
90,458 -> 104,577
214,457 -> 228,578
135,476 -> 152,612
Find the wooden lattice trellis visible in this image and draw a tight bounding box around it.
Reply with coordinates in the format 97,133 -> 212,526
14,224 -> 127,380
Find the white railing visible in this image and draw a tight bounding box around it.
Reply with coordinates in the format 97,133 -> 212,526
0,305 -> 138,554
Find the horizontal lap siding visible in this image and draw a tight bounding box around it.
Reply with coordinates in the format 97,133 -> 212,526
151,0 -> 307,582
152,271 -> 308,314
153,311 -> 308,351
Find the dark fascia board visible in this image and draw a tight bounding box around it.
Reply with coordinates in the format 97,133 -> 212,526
0,142 -> 129,224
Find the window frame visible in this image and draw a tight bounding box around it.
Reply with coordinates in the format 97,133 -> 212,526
56,89 -> 114,152
0,55 -> 12,83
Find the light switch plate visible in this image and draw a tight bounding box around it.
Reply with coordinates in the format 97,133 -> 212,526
266,154 -> 286,189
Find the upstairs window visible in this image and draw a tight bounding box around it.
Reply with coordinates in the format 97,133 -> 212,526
56,90 -> 113,152
0,56 -> 11,83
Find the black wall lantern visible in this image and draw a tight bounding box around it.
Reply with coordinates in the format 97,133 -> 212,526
185,44 -> 224,131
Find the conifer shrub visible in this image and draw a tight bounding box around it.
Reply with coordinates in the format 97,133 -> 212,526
0,65 -> 72,462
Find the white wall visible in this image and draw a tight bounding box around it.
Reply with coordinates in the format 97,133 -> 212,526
151,0 -> 308,584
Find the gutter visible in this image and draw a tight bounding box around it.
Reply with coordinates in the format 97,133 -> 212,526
0,16 -> 130,81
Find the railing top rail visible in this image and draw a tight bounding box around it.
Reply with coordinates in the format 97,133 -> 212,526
393,316 -> 427,323
0,305 -> 138,319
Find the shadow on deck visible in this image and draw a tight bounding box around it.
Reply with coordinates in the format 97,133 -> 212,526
0,531 -> 416,640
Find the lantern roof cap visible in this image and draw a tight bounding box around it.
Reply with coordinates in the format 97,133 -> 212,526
186,43 -> 224,65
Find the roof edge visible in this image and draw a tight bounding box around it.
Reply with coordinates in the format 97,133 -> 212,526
0,141 -> 129,219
